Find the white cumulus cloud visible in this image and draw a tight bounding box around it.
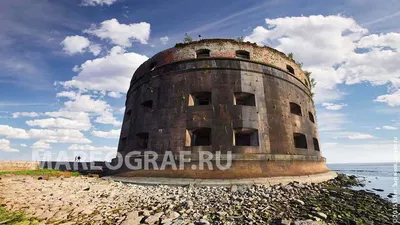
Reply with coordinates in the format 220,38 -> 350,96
91,129 -> 120,139
12,112 -> 42,118
26,117 -> 92,131
321,103 -> 348,110
68,144 -> 116,151
85,18 -> 150,47
61,35 -> 101,56
59,46 -> 148,93
81,0 -> 118,6
0,139 -> 19,152
160,36 -> 169,45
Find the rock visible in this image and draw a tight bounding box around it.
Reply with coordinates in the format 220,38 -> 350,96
121,211 -> 142,225
313,212 -> 327,219
231,185 -> 238,193
217,211 -> 227,217
83,187 -> 90,191
199,219 -> 210,225
184,200 -> 194,208
281,219 -> 292,225
294,199 -> 305,205
145,212 -> 163,224
372,188 -> 384,192
161,211 -> 180,224
141,210 -> 151,217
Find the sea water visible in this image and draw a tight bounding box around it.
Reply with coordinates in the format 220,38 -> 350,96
328,163 -> 397,202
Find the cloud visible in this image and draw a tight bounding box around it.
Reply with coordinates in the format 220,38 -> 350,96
317,111 -> 348,132
12,112 -> 42,118
91,129 -> 120,139
63,95 -> 110,114
94,111 -> 121,126
376,125 -> 398,130
0,125 -> 91,144
244,15 -> 400,106
31,140 -> 52,151
68,144 -> 116,151
321,103 -> 348,110
374,90 -> 400,107
59,46 -> 148,93
0,139 -> 19,152
0,125 -> 30,139
81,0 -> 118,6
26,117 -> 92,131
107,91 -> 122,98
20,143 -> 27,147
61,35 -> 101,56
347,133 -> 375,140
84,18 -> 150,47
160,36 -> 169,45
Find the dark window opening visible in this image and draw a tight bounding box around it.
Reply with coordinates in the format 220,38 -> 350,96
189,92 -> 211,106
196,49 -> 210,58
290,102 -> 302,116
287,65 -> 295,74
150,62 -> 157,71
136,132 -> 149,149
308,112 -> 315,123
186,128 -> 211,146
236,50 -> 250,59
294,133 -> 307,149
141,100 -> 153,109
234,128 -> 259,146
313,138 -> 320,151
234,92 -> 256,106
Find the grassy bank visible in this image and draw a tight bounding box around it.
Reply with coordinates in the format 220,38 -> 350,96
0,169 -> 80,177
0,207 -> 38,225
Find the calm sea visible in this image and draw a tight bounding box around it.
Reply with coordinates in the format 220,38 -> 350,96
327,163 -> 398,202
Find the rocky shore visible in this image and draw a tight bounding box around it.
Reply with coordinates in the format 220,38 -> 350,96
0,174 -> 396,225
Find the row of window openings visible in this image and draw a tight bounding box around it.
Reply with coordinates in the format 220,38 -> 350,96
148,49 -> 297,76
124,129 -> 319,151
290,102 -> 315,123
126,96 -> 315,125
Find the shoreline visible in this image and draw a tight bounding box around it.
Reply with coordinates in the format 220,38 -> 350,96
0,173 -> 396,225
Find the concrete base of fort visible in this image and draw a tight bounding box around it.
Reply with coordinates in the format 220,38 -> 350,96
108,156 -> 333,181
104,171 -> 337,186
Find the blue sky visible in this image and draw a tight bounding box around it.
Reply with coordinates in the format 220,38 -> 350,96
0,0 -> 399,163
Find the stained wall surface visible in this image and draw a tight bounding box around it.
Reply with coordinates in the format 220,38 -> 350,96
116,39 -> 327,178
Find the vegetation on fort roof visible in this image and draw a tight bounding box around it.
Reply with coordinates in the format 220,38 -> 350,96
183,33 -> 193,43
288,52 -> 316,97
0,169 -> 80,177
0,206 -> 39,225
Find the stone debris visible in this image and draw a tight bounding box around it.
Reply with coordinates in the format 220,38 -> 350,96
0,174 -> 394,225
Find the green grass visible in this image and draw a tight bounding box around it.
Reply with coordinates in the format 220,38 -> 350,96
0,169 -> 80,177
0,207 -> 39,225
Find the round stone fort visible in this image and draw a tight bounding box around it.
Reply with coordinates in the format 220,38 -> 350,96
114,39 -> 331,180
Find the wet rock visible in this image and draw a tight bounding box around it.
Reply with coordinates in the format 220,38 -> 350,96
372,188 -> 384,192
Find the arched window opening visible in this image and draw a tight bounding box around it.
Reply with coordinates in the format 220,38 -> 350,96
290,102 -> 302,116
136,132 -> 149,149
141,100 -> 153,109
234,92 -> 255,106
186,128 -> 211,146
236,50 -> 250,59
293,133 -> 307,149
188,92 -> 211,106
196,49 -> 210,58
287,65 -> 295,74
313,138 -> 320,151
308,112 -> 315,123
234,128 -> 259,146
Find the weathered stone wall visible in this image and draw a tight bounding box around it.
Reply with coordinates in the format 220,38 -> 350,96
117,39 -> 326,178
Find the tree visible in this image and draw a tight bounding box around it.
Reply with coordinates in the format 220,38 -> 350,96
288,52 -> 294,59
236,36 -> 244,42
184,33 -> 193,43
